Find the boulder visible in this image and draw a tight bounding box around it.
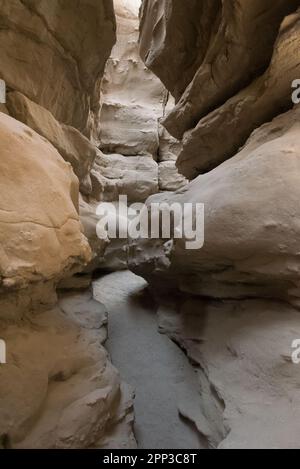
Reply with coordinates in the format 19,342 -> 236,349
0,112 -> 90,317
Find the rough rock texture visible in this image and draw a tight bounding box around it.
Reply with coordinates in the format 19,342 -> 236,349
0,0 -> 116,137
0,290 -> 135,449
157,298 -> 300,449
88,0 -> 185,271
99,0 -> 164,157
158,161 -> 187,192
92,152 -> 159,203
139,0 -> 300,178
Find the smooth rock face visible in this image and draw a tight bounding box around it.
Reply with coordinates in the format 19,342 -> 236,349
0,113 -> 90,298
157,298 -> 300,449
177,10 -> 300,178
0,0 -> 116,136
129,106 -> 300,304
7,92 -> 98,195
139,0 -> 300,178
133,1 -> 300,448
0,291 -> 135,449
0,0 -> 136,450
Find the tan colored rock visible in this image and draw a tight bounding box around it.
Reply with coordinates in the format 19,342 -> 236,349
0,113 -> 91,304
0,104 -> 9,115
7,92 -> 98,194
0,0 -> 116,135
0,291 -> 135,449
129,106 -> 300,304
79,197 -> 109,273
177,10 -> 300,178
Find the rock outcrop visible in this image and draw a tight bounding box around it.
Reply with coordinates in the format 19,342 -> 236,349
6,92 -> 98,195
139,0 -> 300,178
0,0 -> 136,449
0,0 -> 116,137
0,291 -> 135,449
129,105 -> 300,305
130,0 -> 300,448
157,298 -> 300,449
88,0 -> 186,271
0,113 -> 90,315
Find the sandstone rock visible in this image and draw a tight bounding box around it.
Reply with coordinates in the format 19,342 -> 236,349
139,0 -> 220,101
100,0 -> 165,156
157,298 -> 300,449
0,0 -> 116,135
100,103 -> 160,157
129,106 -> 300,304
140,0 -> 298,139
177,10 -> 300,178
0,290 -> 135,449
158,121 -> 182,163
7,92 -> 98,194
0,113 -> 91,307
0,104 -> 9,115
158,161 -> 187,192
79,197 -> 109,273
91,152 -> 159,203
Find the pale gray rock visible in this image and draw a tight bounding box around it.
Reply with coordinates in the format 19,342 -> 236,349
91,152 -> 159,203
129,106 -> 300,305
157,298 -> 300,449
158,161 -> 187,192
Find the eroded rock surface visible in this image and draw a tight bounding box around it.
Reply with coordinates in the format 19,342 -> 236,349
0,0 -> 136,450
0,291 -> 135,449
129,106 -> 300,304
0,0 -> 116,136
0,113 -> 90,303
139,0 -> 300,178
157,298 -> 300,449
132,1 -> 300,449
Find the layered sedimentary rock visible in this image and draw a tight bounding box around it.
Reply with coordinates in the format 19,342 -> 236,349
99,0 -> 164,157
6,92 -> 98,195
0,0 -> 116,137
133,1 -> 300,448
129,106 -> 300,307
0,0 -> 136,449
139,0 -> 300,178
89,0 -> 185,271
0,290 -> 135,449
91,152 -> 159,203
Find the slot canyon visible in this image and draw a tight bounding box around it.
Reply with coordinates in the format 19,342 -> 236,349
0,0 -> 300,451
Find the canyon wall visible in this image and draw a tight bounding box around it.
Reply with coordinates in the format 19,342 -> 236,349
90,0 -> 186,270
0,0 -> 135,449
129,0 -> 300,448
